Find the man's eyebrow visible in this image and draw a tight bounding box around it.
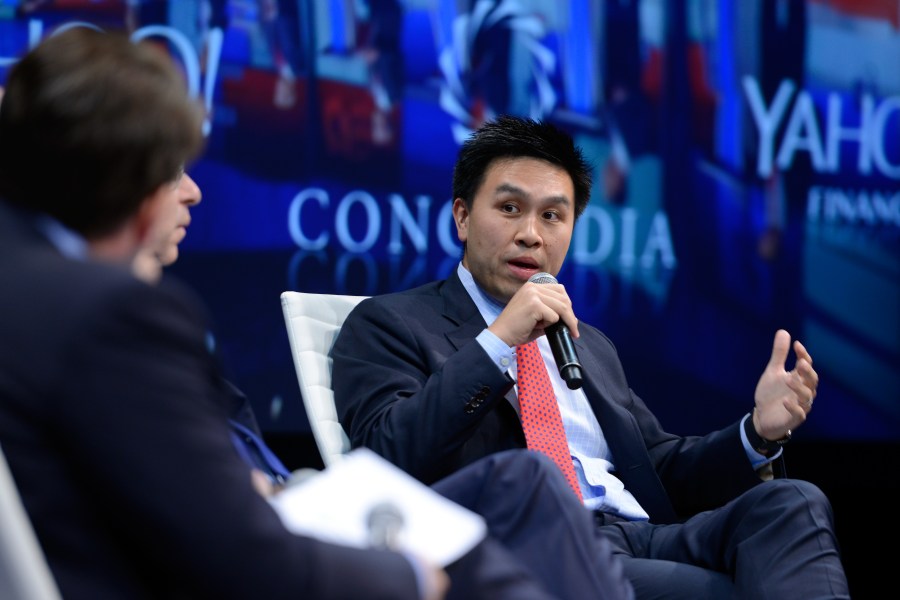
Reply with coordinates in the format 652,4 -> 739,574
493,183 -> 571,207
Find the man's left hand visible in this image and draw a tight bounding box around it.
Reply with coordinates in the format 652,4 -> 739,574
753,329 -> 818,440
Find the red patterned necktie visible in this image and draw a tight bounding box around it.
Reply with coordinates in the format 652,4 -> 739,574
516,341 -> 582,501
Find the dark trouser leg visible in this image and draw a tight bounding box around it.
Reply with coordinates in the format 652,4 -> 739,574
433,449 -> 633,600
604,479 -> 848,600
444,537 -> 557,600
617,557 -> 734,599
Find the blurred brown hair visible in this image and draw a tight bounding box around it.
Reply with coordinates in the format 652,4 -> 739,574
0,27 -> 204,238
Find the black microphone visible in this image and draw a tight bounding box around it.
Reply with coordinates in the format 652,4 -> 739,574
366,501 -> 405,551
527,272 -> 584,390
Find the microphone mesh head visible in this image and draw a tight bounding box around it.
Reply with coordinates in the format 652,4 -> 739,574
528,272 -> 557,285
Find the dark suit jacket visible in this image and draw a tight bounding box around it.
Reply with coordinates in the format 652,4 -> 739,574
333,270 -> 770,523
0,202 -> 419,599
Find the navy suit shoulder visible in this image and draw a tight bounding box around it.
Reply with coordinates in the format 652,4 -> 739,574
334,276 -> 524,484
0,202 -> 420,599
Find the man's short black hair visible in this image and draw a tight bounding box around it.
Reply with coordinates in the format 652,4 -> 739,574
452,115 -> 593,219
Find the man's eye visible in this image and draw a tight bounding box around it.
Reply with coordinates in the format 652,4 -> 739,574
544,211 -> 560,221
501,203 -> 519,213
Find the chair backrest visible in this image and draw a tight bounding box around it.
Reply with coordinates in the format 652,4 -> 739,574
0,443 -> 62,600
280,291 -> 368,467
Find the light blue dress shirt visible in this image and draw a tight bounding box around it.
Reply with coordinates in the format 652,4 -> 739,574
34,214 -> 89,259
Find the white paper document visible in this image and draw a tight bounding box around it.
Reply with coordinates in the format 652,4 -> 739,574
268,448 -> 487,566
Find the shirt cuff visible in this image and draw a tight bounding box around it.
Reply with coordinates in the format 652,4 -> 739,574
739,412 -> 782,469
402,551 -> 430,600
476,329 -> 516,373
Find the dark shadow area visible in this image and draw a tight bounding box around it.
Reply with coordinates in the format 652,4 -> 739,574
787,441 -> 900,599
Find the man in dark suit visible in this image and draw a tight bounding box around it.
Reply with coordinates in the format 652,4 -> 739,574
0,30 -> 634,600
332,115 -> 850,598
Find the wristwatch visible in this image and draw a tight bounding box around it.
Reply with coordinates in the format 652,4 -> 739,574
744,411 -> 791,456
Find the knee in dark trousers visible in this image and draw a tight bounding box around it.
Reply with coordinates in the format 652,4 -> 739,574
433,450 -> 633,600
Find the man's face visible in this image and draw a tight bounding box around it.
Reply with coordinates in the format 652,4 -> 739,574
149,171 -> 202,267
453,157 -> 576,303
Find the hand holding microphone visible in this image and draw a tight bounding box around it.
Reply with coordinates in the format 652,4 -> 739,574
367,500 -> 405,550
527,272 -> 583,389
489,271 -> 584,389
367,502 -> 450,600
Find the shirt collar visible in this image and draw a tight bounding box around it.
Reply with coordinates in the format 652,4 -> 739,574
456,262 -> 506,326
34,214 -> 89,260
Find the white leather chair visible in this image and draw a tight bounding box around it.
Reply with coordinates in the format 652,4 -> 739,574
280,291 -> 368,467
0,443 -> 62,600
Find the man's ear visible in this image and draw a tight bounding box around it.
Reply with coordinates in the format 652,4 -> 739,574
452,197 -> 469,242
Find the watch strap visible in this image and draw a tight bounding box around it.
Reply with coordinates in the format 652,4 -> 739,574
744,411 -> 791,456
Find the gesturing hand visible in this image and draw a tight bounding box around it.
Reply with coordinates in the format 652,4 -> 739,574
753,329 -> 818,440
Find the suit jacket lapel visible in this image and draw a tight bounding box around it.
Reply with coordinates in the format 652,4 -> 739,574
439,271 -> 489,352
575,338 -> 679,522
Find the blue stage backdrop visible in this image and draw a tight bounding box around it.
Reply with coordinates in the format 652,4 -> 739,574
2,0 -> 897,442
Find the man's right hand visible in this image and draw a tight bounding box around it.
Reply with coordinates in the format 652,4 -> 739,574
413,556 -> 449,600
488,280 -> 580,347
